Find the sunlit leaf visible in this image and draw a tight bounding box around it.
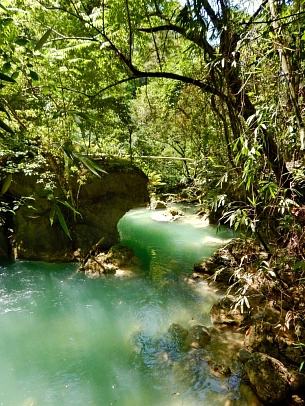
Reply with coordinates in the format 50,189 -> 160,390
49,205 -> 55,226
35,28 -> 52,51
0,174 -> 12,195
0,4 -> 9,12
42,85 -> 51,95
244,296 -> 250,308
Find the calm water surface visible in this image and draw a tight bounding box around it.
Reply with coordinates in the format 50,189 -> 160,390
0,206 -> 244,406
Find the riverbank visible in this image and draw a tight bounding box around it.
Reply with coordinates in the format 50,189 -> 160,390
191,238 -> 305,406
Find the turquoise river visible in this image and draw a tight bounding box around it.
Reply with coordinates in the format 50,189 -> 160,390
0,206 -> 252,406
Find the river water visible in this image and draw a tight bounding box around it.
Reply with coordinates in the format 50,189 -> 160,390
0,206 -> 247,406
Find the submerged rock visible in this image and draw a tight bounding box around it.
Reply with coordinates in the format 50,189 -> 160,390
207,360 -> 231,378
168,323 -> 189,345
167,323 -> 211,349
184,325 -> 211,348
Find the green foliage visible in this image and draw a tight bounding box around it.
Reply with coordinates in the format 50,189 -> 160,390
40,188 -> 81,240
0,0 -> 304,252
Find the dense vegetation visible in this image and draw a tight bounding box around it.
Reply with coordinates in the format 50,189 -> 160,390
1,0 -> 305,390
0,0 -> 305,251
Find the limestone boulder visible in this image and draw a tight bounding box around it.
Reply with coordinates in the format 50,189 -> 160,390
244,352 -> 291,405
210,296 -> 247,326
81,244 -> 139,277
6,158 -> 149,262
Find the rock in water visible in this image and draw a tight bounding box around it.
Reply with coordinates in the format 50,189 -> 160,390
184,325 -> 211,348
244,352 -> 291,405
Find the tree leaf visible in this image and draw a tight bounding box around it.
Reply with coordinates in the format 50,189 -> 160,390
0,118 -> 14,134
54,203 -> 72,239
67,109 -> 102,122
11,71 -> 20,80
2,62 -> 11,73
15,38 -> 29,46
35,28 -> 52,51
38,188 -> 53,196
0,72 -> 16,83
29,70 -> 39,81
1,174 -> 12,195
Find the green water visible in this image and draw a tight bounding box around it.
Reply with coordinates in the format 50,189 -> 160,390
0,207 -> 242,406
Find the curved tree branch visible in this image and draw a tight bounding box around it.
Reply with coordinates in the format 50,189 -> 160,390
138,24 -> 214,57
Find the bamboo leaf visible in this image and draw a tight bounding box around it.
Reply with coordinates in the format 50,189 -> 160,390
1,174 -> 12,195
62,142 -> 74,159
56,198 -> 81,216
244,296 -> 250,308
77,154 -> 108,176
34,28 -> 52,51
54,204 -> 71,239
72,152 -> 108,176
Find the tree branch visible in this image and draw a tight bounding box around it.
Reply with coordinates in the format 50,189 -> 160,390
138,24 -> 214,58
244,0 -> 269,30
0,98 -> 27,130
125,0 -> 133,61
201,0 -> 222,31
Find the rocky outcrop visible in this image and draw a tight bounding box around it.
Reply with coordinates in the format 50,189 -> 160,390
3,158 -> 149,262
210,296 -> 247,326
80,244 -> 140,277
244,352 -> 291,405
191,238 -> 305,406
